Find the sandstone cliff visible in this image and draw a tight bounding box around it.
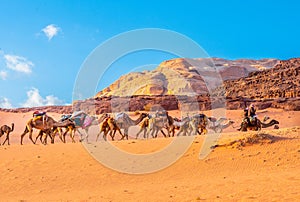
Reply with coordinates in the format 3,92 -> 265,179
96,58 -> 278,97
1,58 -> 299,114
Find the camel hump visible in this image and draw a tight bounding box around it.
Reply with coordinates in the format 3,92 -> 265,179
115,112 -> 126,120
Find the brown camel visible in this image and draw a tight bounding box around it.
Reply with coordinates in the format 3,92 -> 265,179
238,118 -> 278,132
147,115 -> 170,138
51,119 -> 77,143
0,123 -> 14,145
33,118 -> 78,144
95,117 -> 110,141
261,119 -> 279,128
107,112 -> 148,140
188,114 -> 209,136
96,116 -> 123,141
20,115 -> 72,145
173,117 -> 191,136
75,113 -> 108,143
135,118 -> 149,139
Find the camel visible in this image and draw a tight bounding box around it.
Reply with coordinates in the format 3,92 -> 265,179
107,112 -> 148,140
238,117 -> 279,132
135,118 -> 149,139
0,123 -> 14,145
136,115 -> 171,139
34,128 -> 54,145
52,119 -> 77,143
95,116 -> 122,141
261,119 -> 279,128
78,114 -> 108,142
32,118 -> 77,144
173,117 -> 191,136
103,117 -> 123,141
60,112 -> 108,143
189,114 -> 209,136
209,119 -> 235,133
20,115 -> 73,145
146,113 -> 170,138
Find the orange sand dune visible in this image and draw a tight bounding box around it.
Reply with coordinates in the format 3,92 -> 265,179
0,109 -> 299,201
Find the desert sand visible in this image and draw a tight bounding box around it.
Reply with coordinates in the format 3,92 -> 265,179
0,108 -> 299,201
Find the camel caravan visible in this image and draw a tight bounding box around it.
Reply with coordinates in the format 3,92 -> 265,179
0,103 -> 279,145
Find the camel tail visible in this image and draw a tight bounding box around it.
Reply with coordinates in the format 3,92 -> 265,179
11,123 -> 14,132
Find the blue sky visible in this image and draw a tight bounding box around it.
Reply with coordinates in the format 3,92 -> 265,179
0,0 -> 299,108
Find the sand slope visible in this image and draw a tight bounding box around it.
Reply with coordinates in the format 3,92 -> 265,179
0,109 -> 299,201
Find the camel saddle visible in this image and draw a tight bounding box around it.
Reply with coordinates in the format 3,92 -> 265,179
32,111 -> 48,126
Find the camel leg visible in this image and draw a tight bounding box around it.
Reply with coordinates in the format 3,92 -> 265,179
84,128 -> 90,143
103,129 -> 110,141
182,128 -> 187,136
118,129 -> 125,140
110,130 -> 115,141
33,130 -> 43,144
123,128 -> 129,140
2,132 -> 10,145
150,128 -> 156,138
177,127 -> 183,136
62,128 -> 69,143
42,132 -> 48,145
50,131 -> 56,144
70,129 -> 76,143
160,128 -> 167,138
39,131 -> 44,143
28,129 -> 35,144
50,131 -> 55,144
143,128 -> 147,139
169,126 -> 174,137
96,130 -> 102,142
146,128 -> 151,139
136,128 -> 143,139
21,127 -> 29,145
57,128 -> 64,143
77,129 -> 85,142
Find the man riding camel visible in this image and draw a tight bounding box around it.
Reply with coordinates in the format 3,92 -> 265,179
242,103 -> 257,126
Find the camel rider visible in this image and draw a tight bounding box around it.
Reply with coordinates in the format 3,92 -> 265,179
248,103 -> 257,124
249,103 -> 256,117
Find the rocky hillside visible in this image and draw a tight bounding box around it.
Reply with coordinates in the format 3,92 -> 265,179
1,58 -> 299,114
213,58 -> 300,110
96,58 -> 278,97
222,58 -> 299,98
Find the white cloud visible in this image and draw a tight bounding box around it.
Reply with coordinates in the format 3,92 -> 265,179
0,97 -> 13,109
21,88 -> 64,107
4,54 -> 33,74
42,24 -> 61,40
0,70 -> 8,80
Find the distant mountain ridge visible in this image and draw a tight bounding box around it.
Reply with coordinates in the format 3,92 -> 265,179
1,57 -> 299,114
96,58 -> 279,97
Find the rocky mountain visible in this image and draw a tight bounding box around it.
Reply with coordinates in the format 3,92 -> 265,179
214,58 -> 300,110
96,58 -> 279,97
1,57 -> 299,114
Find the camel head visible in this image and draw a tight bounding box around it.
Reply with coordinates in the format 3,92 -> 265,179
270,119 -> 279,125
